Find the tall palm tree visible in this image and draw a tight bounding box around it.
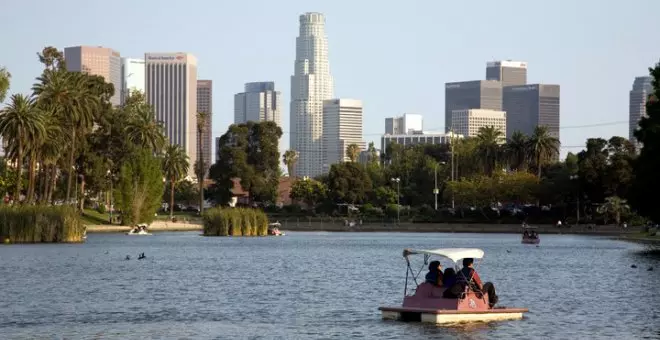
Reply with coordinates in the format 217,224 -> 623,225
527,126 -> 560,178
163,144 -> 189,220
283,150 -> 299,177
196,111 -> 209,215
0,94 -> 46,204
38,114 -> 66,203
346,143 -> 361,163
0,67 -> 10,103
125,103 -> 166,153
33,70 -> 98,203
475,126 -> 504,176
505,131 -> 528,171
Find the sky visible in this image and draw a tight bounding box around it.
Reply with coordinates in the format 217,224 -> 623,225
1,0 -> 660,160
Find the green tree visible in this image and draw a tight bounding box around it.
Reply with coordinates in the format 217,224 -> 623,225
597,196 -> 630,225
196,111 -> 210,215
475,126 -> 504,176
290,178 -> 327,207
346,143 -> 361,162
0,67 -> 10,103
631,62 -> 660,221
527,126 -> 560,178
0,94 -> 46,203
505,131 -> 528,171
163,144 -> 189,219
283,150 -> 299,177
115,149 -> 165,226
325,162 -> 372,204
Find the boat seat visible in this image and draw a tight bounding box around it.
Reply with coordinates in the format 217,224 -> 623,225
415,282 -> 445,298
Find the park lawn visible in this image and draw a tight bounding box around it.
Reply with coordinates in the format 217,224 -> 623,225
82,209 -> 111,225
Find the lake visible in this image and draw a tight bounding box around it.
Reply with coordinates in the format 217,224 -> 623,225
1,232 -> 658,339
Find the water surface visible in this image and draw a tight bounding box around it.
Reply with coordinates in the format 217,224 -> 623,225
1,232 -> 658,339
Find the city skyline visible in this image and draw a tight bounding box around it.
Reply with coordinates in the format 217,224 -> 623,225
2,1 -> 660,160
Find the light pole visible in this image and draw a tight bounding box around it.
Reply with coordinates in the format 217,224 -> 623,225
449,129 -> 456,209
570,175 -> 579,225
391,177 -> 400,224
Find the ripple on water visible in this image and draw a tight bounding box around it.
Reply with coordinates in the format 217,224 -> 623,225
0,232 -> 659,339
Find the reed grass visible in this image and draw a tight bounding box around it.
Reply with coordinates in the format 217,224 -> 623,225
0,205 -> 85,243
203,207 -> 269,236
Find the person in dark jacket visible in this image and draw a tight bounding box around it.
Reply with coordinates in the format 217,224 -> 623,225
442,267 -> 457,287
454,258 -> 498,307
425,260 -> 444,286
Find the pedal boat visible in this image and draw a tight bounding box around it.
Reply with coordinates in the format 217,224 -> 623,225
378,248 -> 528,324
521,225 -> 540,244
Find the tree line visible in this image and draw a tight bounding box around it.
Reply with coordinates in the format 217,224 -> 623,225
0,46 -> 210,225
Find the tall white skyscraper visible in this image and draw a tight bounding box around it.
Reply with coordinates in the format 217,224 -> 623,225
290,12 -> 334,178
145,52 -> 198,178
234,82 -> 281,127
323,98 -> 364,171
121,58 -> 145,104
629,76 -> 653,147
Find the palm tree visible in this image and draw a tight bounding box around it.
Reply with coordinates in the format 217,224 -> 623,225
0,94 -> 46,204
0,67 -> 10,103
283,150 -> 299,177
475,126 -> 504,176
33,70 -> 98,204
163,145 -> 189,220
527,126 -> 560,178
597,196 -> 630,225
125,103 -> 166,153
505,131 -> 528,171
196,111 -> 209,215
346,143 -> 361,163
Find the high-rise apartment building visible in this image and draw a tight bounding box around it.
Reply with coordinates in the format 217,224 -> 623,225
486,60 -> 528,87
385,113 -> 423,134
197,80 -> 213,168
145,52 -> 198,178
451,109 -> 507,142
322,98 -> 363,171
64,46 -> 122,106
444,80 -> 502,132
502,84 -> 560,140
121,58 -> 145,104
290,12 -> 334,178
629,76 -> 654,146
234,82 -> 281,127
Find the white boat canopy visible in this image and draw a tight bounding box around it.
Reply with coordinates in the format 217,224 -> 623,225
403,248 -> 485,263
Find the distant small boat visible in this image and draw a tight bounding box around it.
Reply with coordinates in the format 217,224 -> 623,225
521,225 -> 540,244
126,223 -> 152,236
268,222 -> 285,236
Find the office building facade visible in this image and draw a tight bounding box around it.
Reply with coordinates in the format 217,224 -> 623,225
381,132 -> 463,155
385,113 -> 423,134
234,82 -> 282,127
145,52 -> 198,178
502,84 -> 560,140
451,109 -> 507,142
322,98 -> 363,170
64,46 -> 122,106
486,60 -> 528,87
629,76 -> 654,146
197,80 -> 213,168
444,80 -> 502,132
121,58 -> 145,104
290,12 -> 334,178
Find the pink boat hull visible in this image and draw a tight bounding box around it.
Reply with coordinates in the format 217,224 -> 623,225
521,237 -> 540,244
379,282 -> 528,324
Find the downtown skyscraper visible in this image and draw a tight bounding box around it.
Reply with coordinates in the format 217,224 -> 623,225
629,76 -> 653,147
145,52 -> 198,178
234,82 -> 282,127
290,12 -> 334,178
64,46 -> 122,106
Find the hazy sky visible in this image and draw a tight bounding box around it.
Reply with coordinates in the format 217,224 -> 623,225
2,0 -> 660,159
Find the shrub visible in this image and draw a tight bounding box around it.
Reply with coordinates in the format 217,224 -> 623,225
97,204 -> 107,214
203,207 -> 269,236
0,205 -> 84,243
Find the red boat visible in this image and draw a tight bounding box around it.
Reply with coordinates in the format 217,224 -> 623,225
379,248 -> 528,324
522,225 -> 540,244
268,222 -> 285,236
